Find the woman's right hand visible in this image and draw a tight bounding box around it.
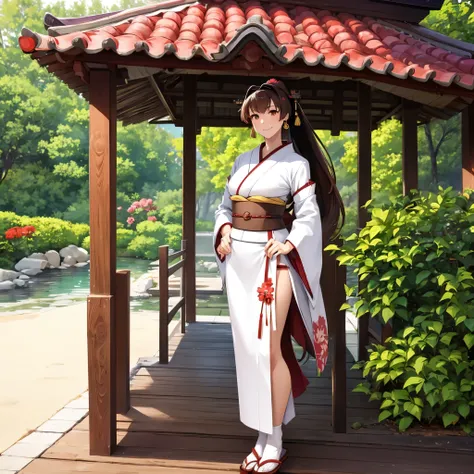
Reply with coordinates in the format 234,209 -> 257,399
217,231 -> 232,259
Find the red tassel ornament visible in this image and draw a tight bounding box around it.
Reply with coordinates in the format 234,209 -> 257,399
257,277 -> 274,339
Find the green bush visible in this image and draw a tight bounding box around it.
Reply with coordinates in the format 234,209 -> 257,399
117,228 -> 135,249
196,219 -> 213,231
165,224 -> 183,251
82,235 -> 90,251
127,235 -> 159,259
135,220 -> 167,241
326,187 -> 474,433
158,203 -> 182,225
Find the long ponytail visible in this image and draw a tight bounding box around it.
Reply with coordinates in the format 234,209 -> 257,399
289,101 -> 345,245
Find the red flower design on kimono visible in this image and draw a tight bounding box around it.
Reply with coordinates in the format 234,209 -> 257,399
313,316 -> 329,373
257,278 -> 274,339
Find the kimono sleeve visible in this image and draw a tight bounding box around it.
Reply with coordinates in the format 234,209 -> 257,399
212,158 -> 238,289
284,159 -> 323,308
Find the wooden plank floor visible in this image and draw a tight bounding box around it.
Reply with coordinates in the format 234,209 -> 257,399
21,322 -> 473,474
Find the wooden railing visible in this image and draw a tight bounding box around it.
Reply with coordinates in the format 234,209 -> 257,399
159,239 -> 187,363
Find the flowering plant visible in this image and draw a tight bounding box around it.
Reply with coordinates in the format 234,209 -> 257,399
123,197 -> 158,228
5,225 -> 36,240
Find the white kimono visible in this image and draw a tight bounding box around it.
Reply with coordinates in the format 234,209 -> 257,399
213,142 -> 328,435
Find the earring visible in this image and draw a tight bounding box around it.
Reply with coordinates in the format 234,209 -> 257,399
283,121 -> 289,130
294,100 -> 301,126
250,127 -> 256,138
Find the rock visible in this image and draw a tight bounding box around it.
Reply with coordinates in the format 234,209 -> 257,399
13,278 -> 26,287
45,250 -> 60,267
18,274 -> 30,280
21,268 -> 43,276
75,262 -> 89,267
58,265 -> 69,270
75,248 -> 89,263
0,269 -> 21,282
63,255 -> 77,265
206,262 -> 218,272
15,257 -> 48,272
29,252 -> 48,261
59,246 -> 74,258
0,280 -> 15,290
134,276 -> 153,293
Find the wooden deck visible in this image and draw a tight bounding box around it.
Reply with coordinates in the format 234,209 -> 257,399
21,322 -> 473,474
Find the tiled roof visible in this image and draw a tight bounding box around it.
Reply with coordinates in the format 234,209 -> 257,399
19,0 -> 474,90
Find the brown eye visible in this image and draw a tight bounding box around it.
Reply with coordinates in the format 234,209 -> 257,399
269,109 -> 278,116
250,114 -> 259,120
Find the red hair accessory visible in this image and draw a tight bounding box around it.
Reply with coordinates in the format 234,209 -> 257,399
266,78 -> 279,84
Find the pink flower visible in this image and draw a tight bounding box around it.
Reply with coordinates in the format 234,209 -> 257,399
140,198 -> 148,208
117,206 -> 122,211
147,216 -> 157,222
147,198 -> 153,206
132,201 -> 140,208
127,206 -> 135,213
127,217 -> 135,225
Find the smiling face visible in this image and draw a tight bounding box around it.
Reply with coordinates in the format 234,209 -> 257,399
249,100 -> 289,140
240,86 -> 291,140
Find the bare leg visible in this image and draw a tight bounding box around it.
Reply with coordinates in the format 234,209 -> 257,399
256,267 -> 292,473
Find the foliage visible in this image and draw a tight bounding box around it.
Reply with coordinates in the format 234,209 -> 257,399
197,127 -> 261,190
158,204 -> 182,225
127,235 -> 160,260
422,0 -> 474,43
196,219 -> 214,231
326,187 -> 474,432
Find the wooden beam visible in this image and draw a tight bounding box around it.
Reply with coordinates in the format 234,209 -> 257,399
331,83 -> 344,136
183,75 -> 197,324
402,99 -> 419,195
69,52 -> 474,100
115,270 -> 130,415
87,67 -> 117,455
149,75 -> 176,122
462,102 -> 474,192
357,82 -> 372,361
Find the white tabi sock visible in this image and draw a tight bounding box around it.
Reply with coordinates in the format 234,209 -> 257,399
256,424 -> 283,473
242,431 -> 267,470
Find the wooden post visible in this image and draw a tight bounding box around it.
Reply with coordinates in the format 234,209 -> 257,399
357,82 -> 371,361
180,239 -> 187,334
183,75 -> 197,323
462,103 -> 474,192
322,239 -> 347,433
115,270 -> 130,414
402,99 -> 419,195
87,67 -> 117,455
159,245 -> 169,363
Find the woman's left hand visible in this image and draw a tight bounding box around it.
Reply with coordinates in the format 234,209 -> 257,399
264,238 -> 294,258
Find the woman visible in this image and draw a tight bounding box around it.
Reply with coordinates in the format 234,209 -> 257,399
213,79 -> 344,474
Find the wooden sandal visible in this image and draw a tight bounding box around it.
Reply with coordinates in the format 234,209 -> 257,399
240,447 -> 261,473
254,448 -> 288,474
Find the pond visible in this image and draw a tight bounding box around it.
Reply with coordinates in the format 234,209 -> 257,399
0,256 -> 229,317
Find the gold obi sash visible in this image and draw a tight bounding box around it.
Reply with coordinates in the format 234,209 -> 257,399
231,195 -> 286,231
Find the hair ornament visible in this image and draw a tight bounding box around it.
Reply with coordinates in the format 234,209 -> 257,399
290,89 -> 301,126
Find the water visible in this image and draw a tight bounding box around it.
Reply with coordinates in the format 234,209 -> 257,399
0,256 -> 229,317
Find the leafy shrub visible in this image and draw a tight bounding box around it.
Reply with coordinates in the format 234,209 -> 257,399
196,219 -> 214,231
164,224 -> 183,251
117,228 -> 135,249
158,203 -> 182,225
326,187 -> 474,433
127,235 -> 159,259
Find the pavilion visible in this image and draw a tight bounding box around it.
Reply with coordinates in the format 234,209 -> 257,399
18,0 -> 474,458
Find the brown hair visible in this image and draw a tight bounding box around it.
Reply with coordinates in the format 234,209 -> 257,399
239,79 -> 345,245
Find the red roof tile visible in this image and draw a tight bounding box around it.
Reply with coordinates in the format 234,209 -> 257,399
19,0 -> 474,90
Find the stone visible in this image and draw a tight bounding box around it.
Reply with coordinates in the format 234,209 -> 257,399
14,257 -> 48,272
75,247 -> 89,263
0,280 -> 15,291
18,274 -> 30,280
20,268 -> 43,276
59,246 -> 74,258
13,279 -> 26,287
63,255 -> 77,265
28,252 -> 48,261
45,250 -> 60,267
74,262 -> 89,267
0,269 -> 21,282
